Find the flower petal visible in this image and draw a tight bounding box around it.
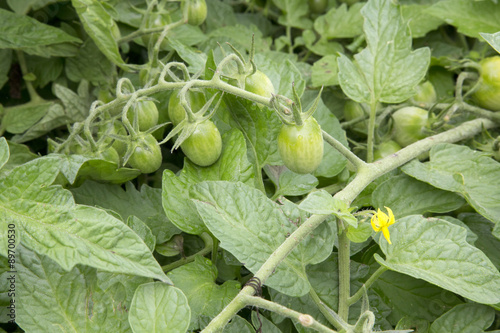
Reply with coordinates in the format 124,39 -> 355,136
382,226 -> 392,245
385,206 -> 395,226
371,215 -> 381,231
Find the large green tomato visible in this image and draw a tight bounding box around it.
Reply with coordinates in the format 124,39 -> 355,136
127,100 -> 159,131
391,106 -> 429,147
278,117 -> 324,174
181,120 -> 222,167
181,0 -> 207,26
473,56 -> 500,111
127,133 -> 162,173
168,90 -> 206,126
245,70 -> 275,99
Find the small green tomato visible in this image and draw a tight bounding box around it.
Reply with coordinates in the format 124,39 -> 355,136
181,120 -> 222,167
473,56 -> 500,111
128,134 -> 162,173
245,70 -> 275,99
181,0 -> 207,26
278,117 -> 324,174
391,106 -> 429,147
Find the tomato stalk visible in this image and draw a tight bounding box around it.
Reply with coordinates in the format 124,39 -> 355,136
366,100 -> 378,163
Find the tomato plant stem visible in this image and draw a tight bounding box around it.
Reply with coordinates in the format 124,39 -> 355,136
242,294 -> 339,333
337,228 -> 350,322
309,287 -> 347,331
366,101 -> 378,163
322,130 -> 367,170
348,266 -> 388,306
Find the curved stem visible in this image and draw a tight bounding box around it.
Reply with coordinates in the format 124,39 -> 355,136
322,130 -> 367,171
366,101 -> 378,163
242,295 -> 338,333
162,232 -> 213,272
348,266 -> 388,306
309,287 -> 347,331
337,227 -> 350,322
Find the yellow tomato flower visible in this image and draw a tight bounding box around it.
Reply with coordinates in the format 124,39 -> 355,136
371,207 -> 395,244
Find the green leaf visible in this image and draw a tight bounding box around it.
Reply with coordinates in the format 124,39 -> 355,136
480,32 -> 500,54
223,96 -> 282,168
0,138 -> 9,171
346,223 -> 372,243
311,55 -> 339,88
429,303 -> 495,333
7,0 -> 64,15
427,0 -> 500,38
264,165 -> 318,197
168,38 -> 207,74
0,141 -> 37,172
375,215 -> 500,304
11,82 -> 91,143
0,8 -> 81,57
372,174 -> 465,219
71,0 -> 126,68
373,271 -> 462,324
49,153 -> 140,185
255,53 -> 305,101
401,4 -> 443,39
3,101 -> 58,134
299,190 -> 357,227
223,316 -> 255,333
0,49 -> 12,90
439,216 -> 478,246
303,31 -> 343,57
15,245 -> 139,332
0,157 -> 170,283
167,256 -> 240,331
401,143 -> 500,226
25,54 -> 63,88
191,181 -> 335,297
65,38 -> 115,85
314,3 -> 364,39
462,213 -> 500,269
127,216 -> 156,252
162,129 -> 254,235
129,282 -> 190,333
72,181 -> 179,245
337,0 -> 430,104
272,0 -> 312,30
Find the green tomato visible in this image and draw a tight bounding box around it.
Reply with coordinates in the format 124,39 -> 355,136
181,120 -> 222,167
308,0 -> 328,14
141,12 -> 170,49
128,133 -> 162,173
168,90 -> 206,126
278,117 -> 324,174
343,101 -> 367,135
245,70 -> 275,99
374,140 -> 401,161
96,147 -> 120,165
127,100 -> 159,131
392,106 -> 429,147
473,56 -> 500,111
181,0 -> 207,26
413,81 -> 437,104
